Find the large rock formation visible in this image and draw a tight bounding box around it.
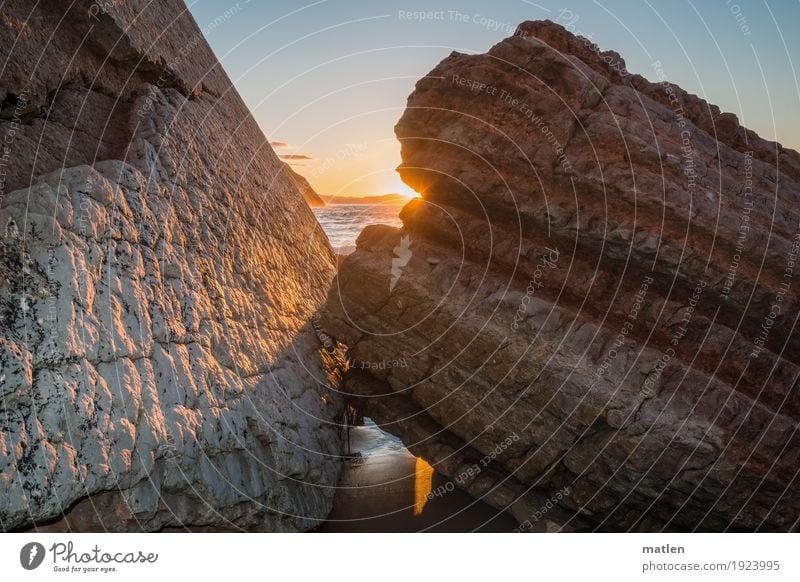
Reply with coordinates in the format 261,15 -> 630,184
0,1 -> 342,531
283,163 -> 326,208
323,20 -> 800,531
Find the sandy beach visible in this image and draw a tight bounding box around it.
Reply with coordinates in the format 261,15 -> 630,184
318,420 -> 517,532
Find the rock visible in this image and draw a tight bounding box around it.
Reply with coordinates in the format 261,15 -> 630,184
0,1 -> 343,531
323,20 -> 800,531
283,163 -> 326,207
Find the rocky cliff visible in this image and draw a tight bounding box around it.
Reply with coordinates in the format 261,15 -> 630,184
283,163 -> 326,208
0,1 -> 342,531
323,20 -> 800,531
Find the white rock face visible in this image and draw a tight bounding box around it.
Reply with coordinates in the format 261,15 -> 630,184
0,1 -> 343,531
0,163 -> 341,531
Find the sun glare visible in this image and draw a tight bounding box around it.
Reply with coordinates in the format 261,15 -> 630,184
392,177 -> 422,199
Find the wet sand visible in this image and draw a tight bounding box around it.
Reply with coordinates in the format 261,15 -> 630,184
318,420 -> 517,532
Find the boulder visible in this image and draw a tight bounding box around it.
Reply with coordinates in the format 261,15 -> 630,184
323,20 -> 800,531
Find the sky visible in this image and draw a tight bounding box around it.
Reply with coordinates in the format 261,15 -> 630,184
187,0 -> 800,198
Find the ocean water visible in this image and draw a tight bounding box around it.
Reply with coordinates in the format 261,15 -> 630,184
313,204 -> 403,254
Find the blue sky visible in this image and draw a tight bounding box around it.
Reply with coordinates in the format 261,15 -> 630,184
188,0 -> 800,197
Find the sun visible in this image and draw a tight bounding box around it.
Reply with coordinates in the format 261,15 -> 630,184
390,175 -> 422,199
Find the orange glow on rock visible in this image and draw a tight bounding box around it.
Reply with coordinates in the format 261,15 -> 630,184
413,457 -> 434,516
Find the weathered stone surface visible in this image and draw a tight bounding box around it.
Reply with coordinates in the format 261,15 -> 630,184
323,20 -> 800,531
0,1 -> 342,531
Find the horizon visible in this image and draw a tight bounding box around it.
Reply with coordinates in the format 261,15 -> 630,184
320,191 -> 414,199
188,0 -> 800,198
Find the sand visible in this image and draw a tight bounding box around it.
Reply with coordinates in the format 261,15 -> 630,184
318,422 -> 517,532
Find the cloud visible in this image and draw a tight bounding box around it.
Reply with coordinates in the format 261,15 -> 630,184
280,154 -> 315,161
269,141 -> 290,148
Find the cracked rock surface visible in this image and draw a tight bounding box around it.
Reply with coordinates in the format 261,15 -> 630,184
0,1 -> 342,531
323,20 -> 800,531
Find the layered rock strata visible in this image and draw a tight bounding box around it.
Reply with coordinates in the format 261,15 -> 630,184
323,20 -> 800,531
0,1 -> 342,531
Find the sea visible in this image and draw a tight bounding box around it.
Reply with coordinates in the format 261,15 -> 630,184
313,203 -> 403,254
